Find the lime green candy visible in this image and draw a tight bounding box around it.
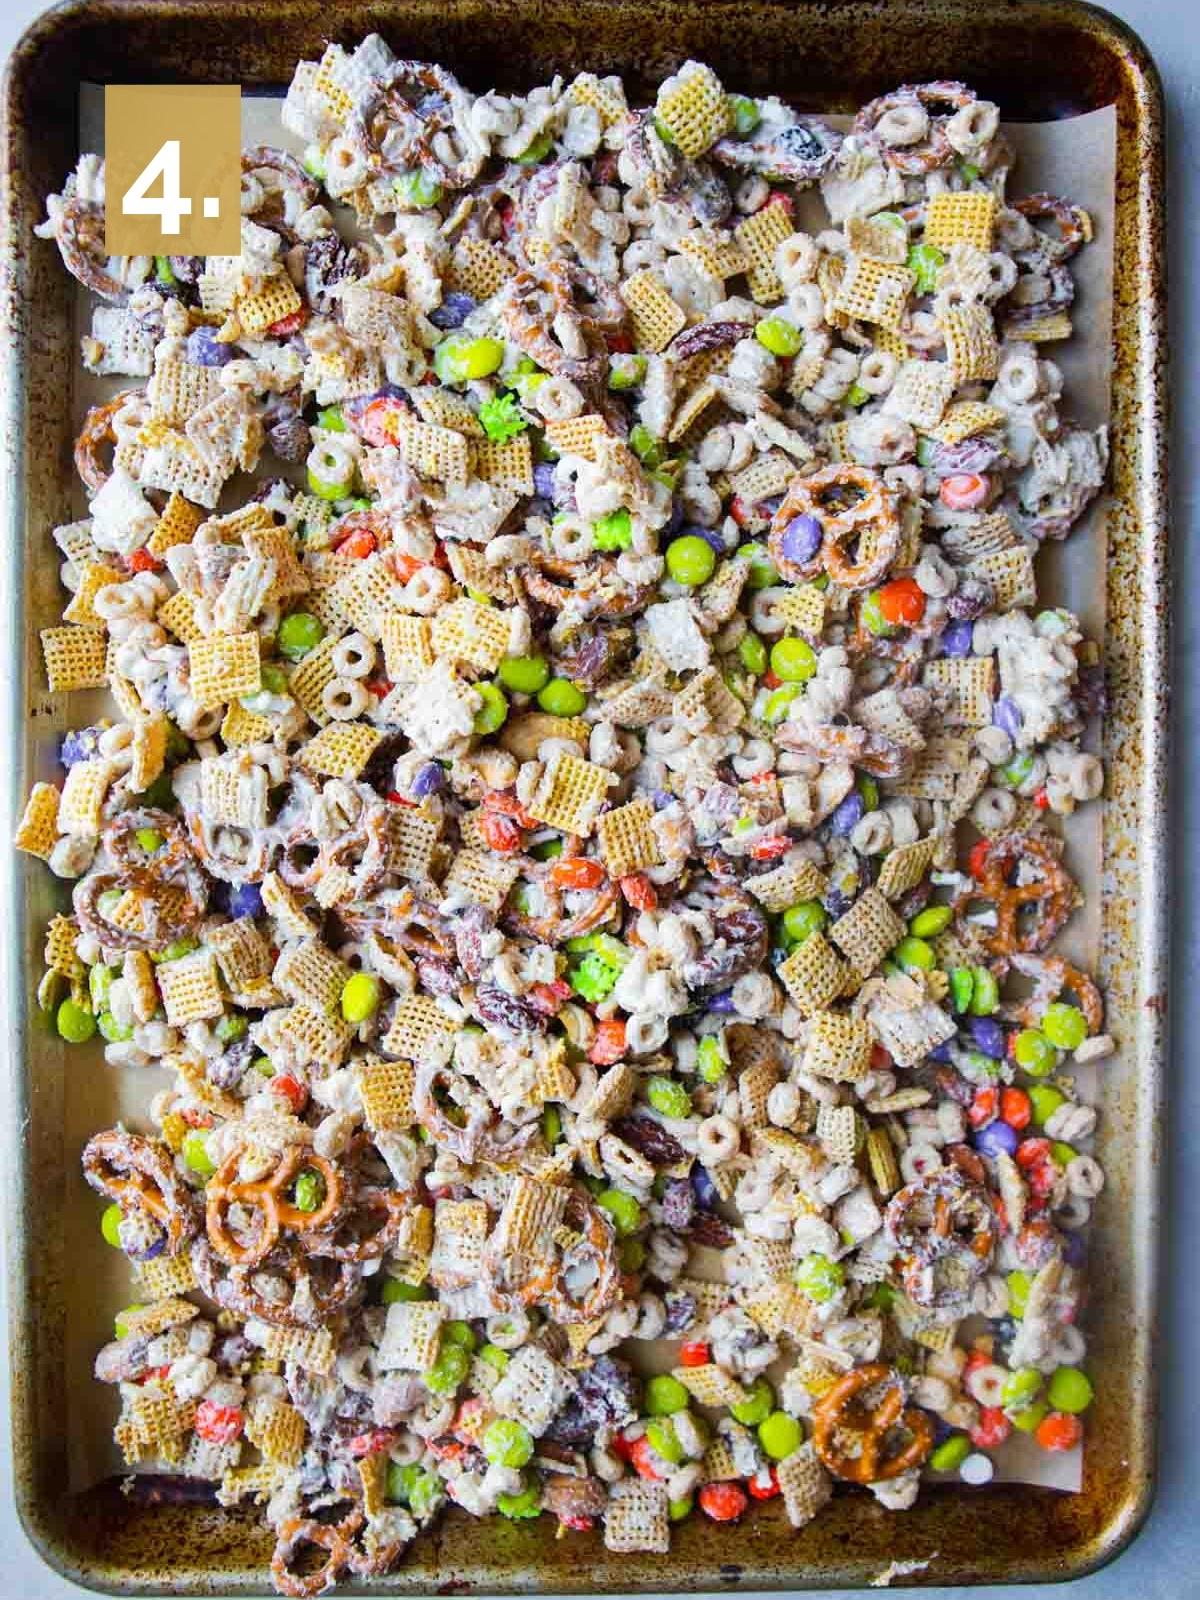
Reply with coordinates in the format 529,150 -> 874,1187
96,1010 -> 132,1043
478,391 -> 528,443
1011,1399 -> 1049,1434
608,353 -> 647,391
515,131 -> 554,164
1047,1367 -> 1093,1414
794,1252 -> 846,1303
87,953 -> 114,1004
968,965 -> 1000,1016
215,1013 -> 247,1043
1029,1085 -> 1067,1126
737,632 -> 768,675
424,1341 -> 470,1394
755,317 -> 802,357
1006,1269 -> 1033,1320
101,1203 -> 124,1248
728,94 -> 761,135
307,462 -> 354,500
483,1418 -> 534,1468
730,1378 -> 775,1427
435,335 -> 506,384
278,611 -> 325,661
473,682 -> 509,734
302,144 -> 327,181
479,1342 -> 510,1373
1051,1141 -> 1078,1168
496,1483 -> 542,1518
341,972 -> 381,1024
1014,1028 -> 1058,1077
135,827 -> 164,854
999,751 -> 1035,789
597,1187 -> 642,1237
782,900 -> 827,945
669,1494 -> 695,1522
56,997 -> 96,1044
844,381 -> 871,408
769,636 -> 817,682
906,242 -> 945,295
499,654 -> 550,695
593,508 -> 633,551
857,774 -> 879,810
645,1374 -> 690,1416
629,423 -> 664,467
860,590 -> 896,638
930,1433 -> 971,1472
666,534 -> 717,587
762,683 -> 802,724
758,1410 -> 802,1461
696,1033 -> 729,1084
1001,1366 -> 1044,1412
570,950 -> 620,1002
646,1075 -> 691,1119
182,1129 -> 216,1177
541,1104 -> 563,1148
387,1462 -> 441,1516
316,405 -> 344,433
381,1276 -> 432,1305
1041,1002 -> 1088,1050
910,904 -> 953,938
619,1236 -> 646,1271
395,169 -> 443,209
737,542 -> 779,590
537,677 -> 587,717
442,1319 -> 477,1351
293,1169 -> 326,1213
645,1417 -> 684,1464
894,935 -> 935,973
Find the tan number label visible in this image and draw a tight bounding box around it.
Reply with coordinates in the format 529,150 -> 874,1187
104,84 -> 241,256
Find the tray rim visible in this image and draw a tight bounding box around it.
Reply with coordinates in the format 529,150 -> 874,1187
0,0 -> 1168,1591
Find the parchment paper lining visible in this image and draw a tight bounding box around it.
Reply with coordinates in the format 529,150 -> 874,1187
61,87 -> 1116,1497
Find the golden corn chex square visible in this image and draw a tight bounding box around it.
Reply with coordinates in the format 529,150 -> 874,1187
595,797 -> 660,878
968,545 -> 1037,611
299,722 -> 382,780
220,701 -> 275,747
746,857 -> 827,913
888,733 -> 971,800
430,596 -> 511,673
379,1301 -> 446,1371
676,229 -> 749,282
931,400 -> 1006,445
380,612 -> 434,681
44,915 -> 83,980
777,932 -> 850,1017
245,1398 -> 306,1466
526,753 -> 615,837
729,450 -> 795,505
156,950 -> 224,1026
829,887 -> 906,975
775,584 -> 826,637
1007,309 -> 1073,342
388,807 -> 439,883
474,435 -> 535,494
777,1443 -> 832,1529
567,71 -> 627,126
735,202 -> 793,302
672,1363 -> 748,1409
14,783 -> 60,859
924,655 -> 996,726
188,631 -> 261,710
40,625 -> 107,692
542,413 -> 609,461
258,1324 -> 337,1375
803,1012 -> 874,1083
620,270 -> 688,354
876,835 -> 939,900
288,632 -> 345,725
356,1057 -> 416,1133
448,236 -> 518,300
886,358 -> 955,431
64,561 -> 122,626
382,995 -> 459,1061
59,758 -> 114,837
394,416 -> 471,485
443,847 -> 520,911
923,190 -> 998,253
655,62 -> 732,158
236,274 -> 302,337
834,255 -> 915,328
942,303 -> 999,383
274,937 -> 348,1011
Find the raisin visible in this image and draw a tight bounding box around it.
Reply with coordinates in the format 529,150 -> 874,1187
663,1290 -> 698,1335
474,982 -> 547,1035
668,321 -> 750,362
689,1212 -> 735,1248
543,1476 -> 609,1522
610,1115 -> 686,1167
659,1178 -> 695,1230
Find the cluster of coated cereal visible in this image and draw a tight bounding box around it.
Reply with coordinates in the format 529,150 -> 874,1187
23,38 -> 1109,1595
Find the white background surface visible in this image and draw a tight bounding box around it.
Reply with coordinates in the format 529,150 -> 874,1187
0,1 -> 1192,1595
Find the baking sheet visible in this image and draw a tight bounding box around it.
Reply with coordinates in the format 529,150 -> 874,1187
62,86 -> 1116,1497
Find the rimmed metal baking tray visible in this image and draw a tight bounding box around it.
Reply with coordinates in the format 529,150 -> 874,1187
0,0 -> 1167,1590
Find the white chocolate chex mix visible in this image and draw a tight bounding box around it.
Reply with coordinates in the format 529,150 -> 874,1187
27,36 -> 1110,1589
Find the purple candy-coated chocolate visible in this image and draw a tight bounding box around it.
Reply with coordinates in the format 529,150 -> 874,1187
428,291 -> 476,330
928,1040 -> 955,1064
707,988 -> 736,1013
975,1119 -> 1019,1158
682,523 -> 726,555
759,495 -> 784,517
664,499 -> 686,537
779,513 -> 822,565
228,882 -> 264,919
932,1415 -> 955,1446
940,619 -> 975,658
829,789 -> 866,836
652,789 -> 674,810
412,761 -> 445,798
186,326 -> 234,367
967,1015 -> 1006,1059
690,1164 -> 720,1209
1061,1230 -> 1087,1268
992,695 -> 1022,737
60,725 -> 105,768
532,462 -> 557,500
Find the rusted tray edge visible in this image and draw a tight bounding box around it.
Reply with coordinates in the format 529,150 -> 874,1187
0,0 -> 1168,1592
